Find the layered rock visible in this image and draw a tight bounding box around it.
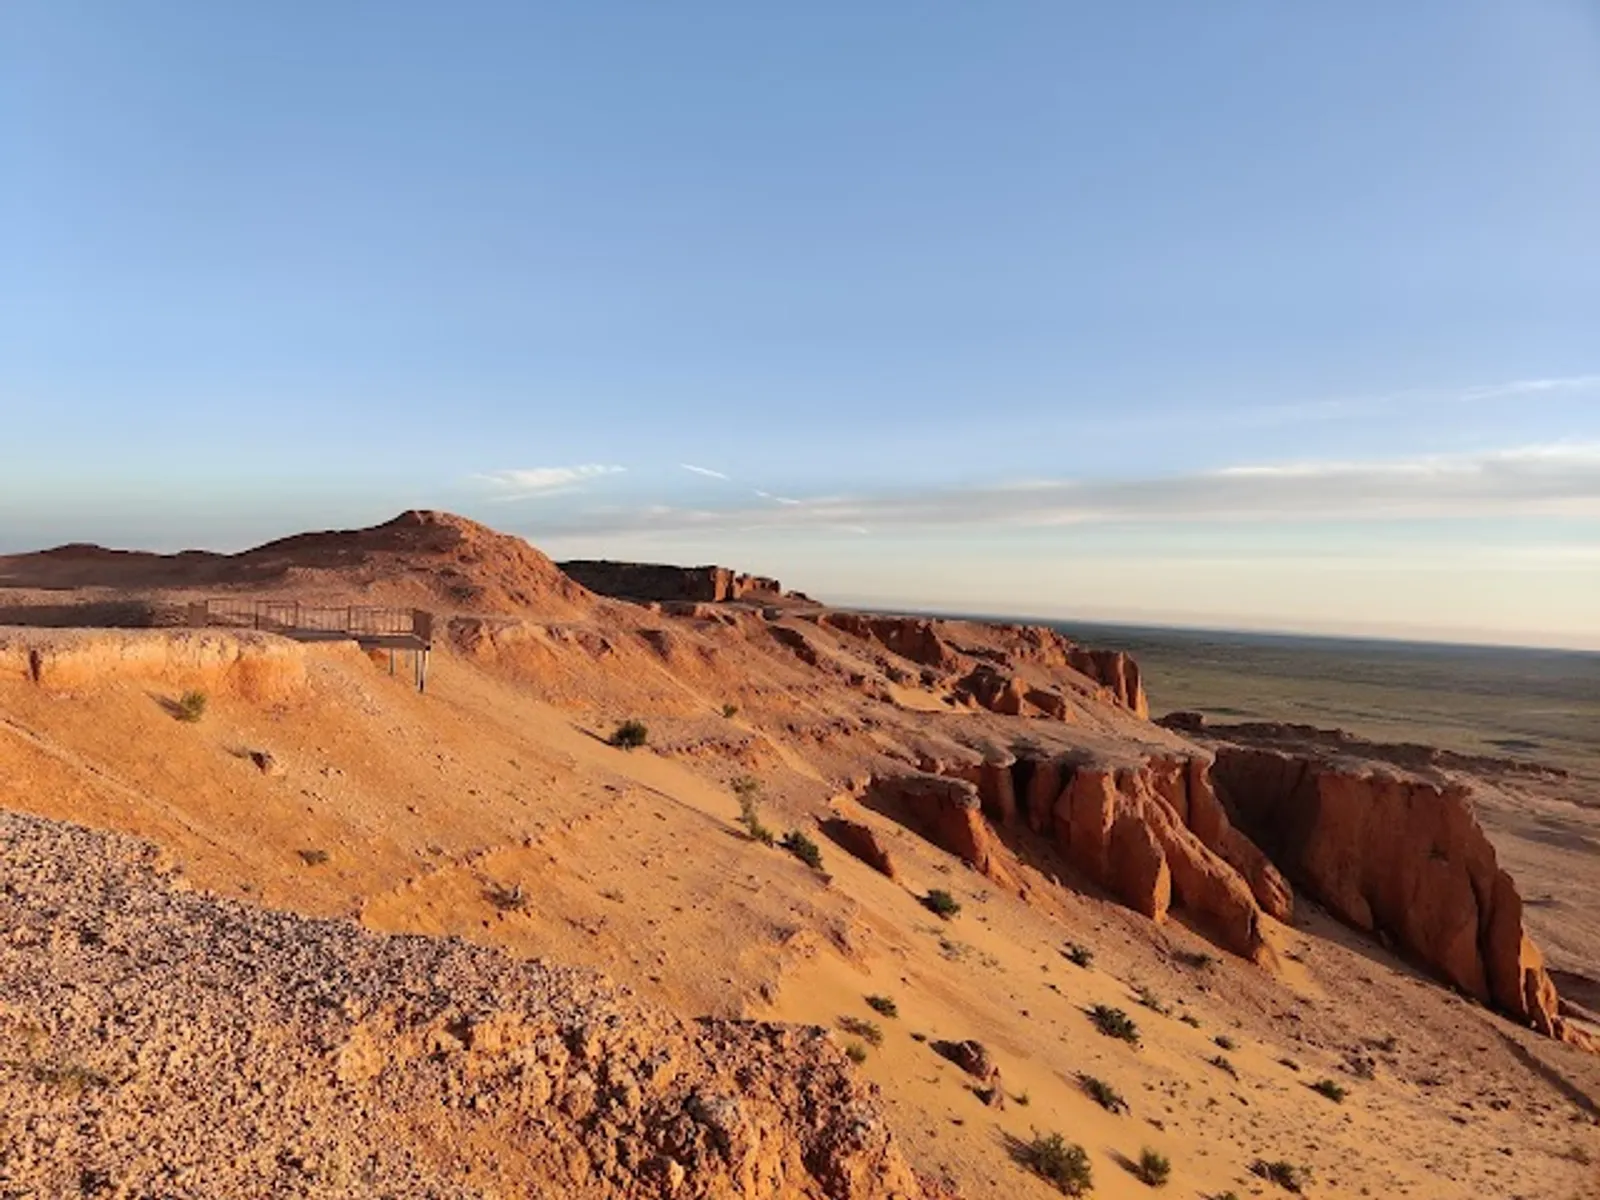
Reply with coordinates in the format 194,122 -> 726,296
0,627 -> 323,703
559,560 -> 786,605
1212,745 -> 1589,1048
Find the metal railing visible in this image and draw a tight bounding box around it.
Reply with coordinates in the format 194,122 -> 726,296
187,600 -> 434,646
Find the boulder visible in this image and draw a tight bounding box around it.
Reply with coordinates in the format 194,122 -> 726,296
821,819 -> 898,881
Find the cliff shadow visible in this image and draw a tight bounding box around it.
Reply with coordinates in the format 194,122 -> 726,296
1491,1027 -> 1600,1120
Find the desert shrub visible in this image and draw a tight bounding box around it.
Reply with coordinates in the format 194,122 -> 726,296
1135,985 -> 1170,1015
1025,1132 -> 1093,1196
1278,1057 -> 1301,1071
1064,942 -> 1094,968
1080,1074 -> 1128,1113
1173,948 -> 1215,969
844,1041 -> 868,1065
1135,1148 -> 1171,1187
1208,1054 -> 1238,1079
923,889 -> 962,919
1014,1090 -> 1031,1106
734,782 -> 776,846
31,1062 -> 111,1094
1089,1005 -> 1140,1045
1310,1078 -> 1347,1103
175,690 -> 208,722
1368,1033 -> 1398,1053
837,1015 -> 883,1047
722,702 -> 739,718
865,994 -> 898,1018
608,719 -> 648,749
1250,1159 -> 1311,1193
485,881 -> 527,912
1213,1034 -> 1237,1051
298,848 -> 330,867
1179,1013 -> 1201,1028
782,830 -> 824,870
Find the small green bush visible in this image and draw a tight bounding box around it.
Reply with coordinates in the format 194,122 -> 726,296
1014,1090 -> 1031,1106
1080,1074 -> 1128,1113
1179,1013 -> 1201,1028
1135,1148 -> 1171,1188
923,889 -> 962,919
1310,1077 -> 1347,1103
844,1041 -> 868,1065
865,994 -> 898,1018
1025,1132 -> 1093,1196
782,829 -> 824,870
176,690 -> 208,722
837,1015 -> 883,1047
1208,1054 -> 1238,1079
1173,948 -> 1215,969
721,702 -> 739,718
608,719 -> 648,749
1135,985 -> 1170,1015
1250,1159 -> 1311,1193
1089,1005 -> 1140,1045
1064,942 -> 1094,968
1213,1034 -> 1237,1051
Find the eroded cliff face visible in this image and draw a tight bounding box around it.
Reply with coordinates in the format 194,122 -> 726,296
1211,743 -> 1589,1050
866,746 -> 1288,967
805,613 -> 1148,719
1032,754 -> 1288,965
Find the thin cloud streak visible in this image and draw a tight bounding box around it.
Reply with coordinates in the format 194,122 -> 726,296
525,444 -> 1600,535
679,463 -> 730,480
473,465 -> 626,500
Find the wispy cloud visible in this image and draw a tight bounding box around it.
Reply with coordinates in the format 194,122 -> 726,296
1232,373 -> 1600,430
474,464 -> 626,500
519,443 -> 1600,535
679,463 -> 730,480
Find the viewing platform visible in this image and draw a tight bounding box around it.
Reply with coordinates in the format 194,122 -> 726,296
185,599 -> 435,689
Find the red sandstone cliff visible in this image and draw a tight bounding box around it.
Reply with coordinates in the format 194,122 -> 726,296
1206,736 -> 1590,1050
558,560 -> 787,605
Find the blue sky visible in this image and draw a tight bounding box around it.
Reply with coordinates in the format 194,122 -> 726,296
3,3 -> 1598,646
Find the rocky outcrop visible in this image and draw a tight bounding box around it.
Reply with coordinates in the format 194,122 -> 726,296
865,773 -> 1012,887
960,624 -> 1148,718
1211,744 -> 1590,1049
815,614 -> 962,673
1044,761 -> 1282,963
559,560 -> 786,605
821,818 -> 900,881
889,744 -> 1288,963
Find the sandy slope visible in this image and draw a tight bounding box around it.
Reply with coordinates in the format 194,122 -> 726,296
2,627 -> 1596,1199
